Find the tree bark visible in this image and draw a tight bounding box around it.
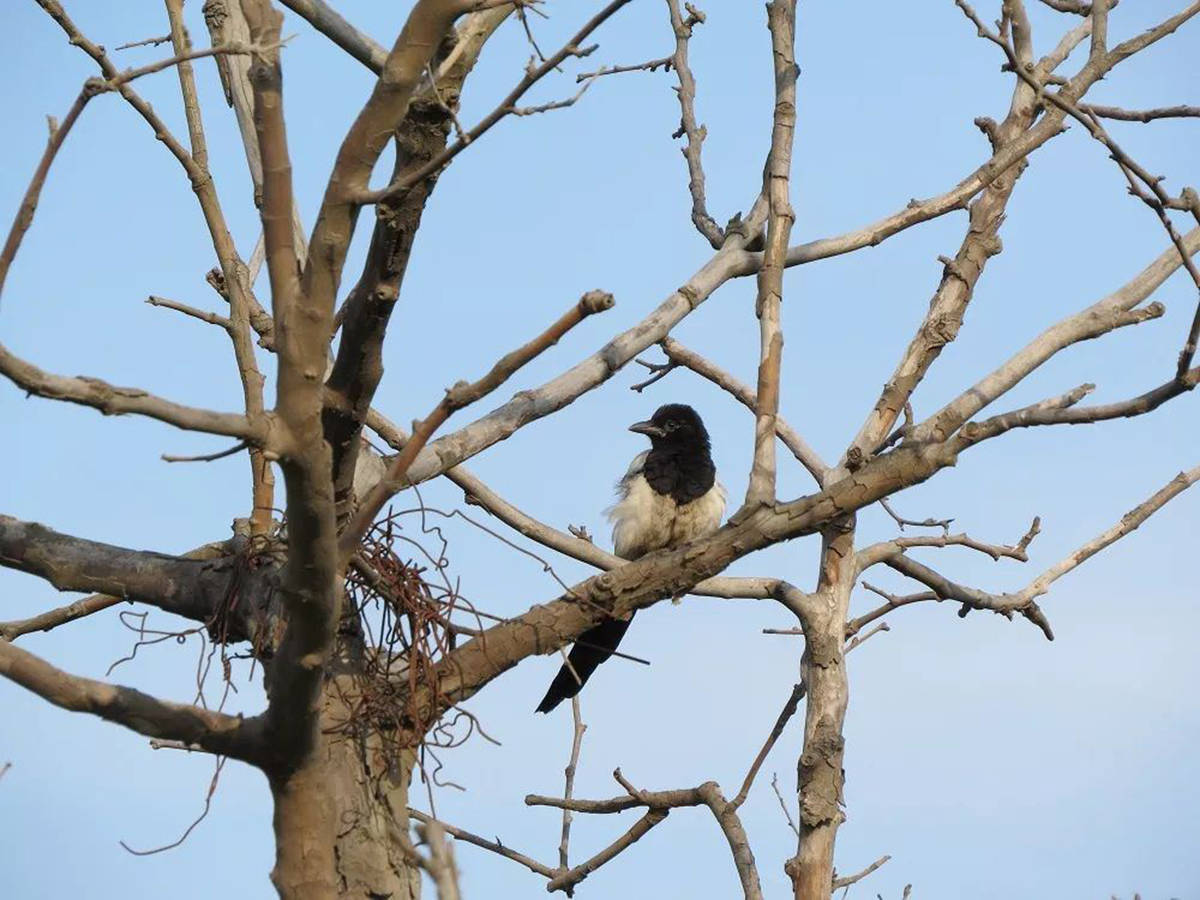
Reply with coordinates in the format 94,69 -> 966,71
787,522 -> 855,900
270,676 -> 421,899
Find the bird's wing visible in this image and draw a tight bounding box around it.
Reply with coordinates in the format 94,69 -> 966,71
605,451 -> 655,561
610,450 -> 648,500
699,477 -> 728,532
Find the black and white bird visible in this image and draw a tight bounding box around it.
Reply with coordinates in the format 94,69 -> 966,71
536,403 -> 726,713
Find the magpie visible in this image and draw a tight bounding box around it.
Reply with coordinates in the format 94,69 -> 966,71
536,403 -> 726,713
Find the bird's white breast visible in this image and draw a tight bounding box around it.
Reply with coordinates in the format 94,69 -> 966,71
606,452 -> 726,560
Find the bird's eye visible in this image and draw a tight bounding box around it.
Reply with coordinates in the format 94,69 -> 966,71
664,420 -> 679,431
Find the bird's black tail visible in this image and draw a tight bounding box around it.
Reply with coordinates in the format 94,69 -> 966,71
535,615 -> 635,713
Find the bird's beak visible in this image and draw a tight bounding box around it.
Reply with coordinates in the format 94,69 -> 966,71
629,420 -> 666,438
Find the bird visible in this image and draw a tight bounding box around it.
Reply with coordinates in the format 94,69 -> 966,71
535,403 -> 726,713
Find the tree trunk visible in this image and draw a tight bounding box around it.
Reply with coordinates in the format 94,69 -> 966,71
787,523 -> 855,900
270,677 -> 422,899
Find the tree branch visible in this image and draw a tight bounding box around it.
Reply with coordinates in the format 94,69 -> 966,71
954,367 -> 1198,447
914,227 -> 1198,444
276,0 -> 390,72
400,225 -> 766,488
365,412 -> 796,601
0,593 -> 122,642
324,7 -> 511,527
1,86 -> 91,295
842,0 -> 1044,466
650,337 -> 828,484
547,810 -> 668,893
665,0 -> 723,247
856,517 -> 1041,572
240,0 -> 341,774
528,770 -> 762,899
0,344 -> 264,440
556,696 -> 587,876
1081,102 -> 1200,122
744,0 -> 797,507
169,0 -> 278,537
844,584 -> 938,640
958,0 -> 1200,377
731,680 -> 805,811
774,0 -> 1188,275
359,0 -> 636,206
831,854 -> 891,890
1020,464 -> 1200,601
342,290 -> 615,556
0,516 -> 273,640
407,808 -> 555,878
300,0 -> 478,361
429,439 -> 963,709
887,554 -> 1055,640
855,466 -> 1199,641
0,638 -> 264,762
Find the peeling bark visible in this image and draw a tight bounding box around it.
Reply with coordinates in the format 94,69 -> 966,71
786,522 -> 855,900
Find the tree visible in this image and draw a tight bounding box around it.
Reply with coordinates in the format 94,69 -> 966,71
1,0 -> 1197,897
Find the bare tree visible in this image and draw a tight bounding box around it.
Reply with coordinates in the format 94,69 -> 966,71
1,1 -> 1197,898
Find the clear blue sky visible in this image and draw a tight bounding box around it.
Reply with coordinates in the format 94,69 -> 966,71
1,2 -> 1197,898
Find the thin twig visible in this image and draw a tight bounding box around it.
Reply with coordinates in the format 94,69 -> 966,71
832,854 -> 891,890
408,808 -> 554,878
557,696 -> 587,882
843,621 -> 890,653
743,0 -> 797,508
575,55 -> 672,82
359,0 -> 635,204
955,0 -> 1200,377
146,295 -> 231,329
0,594 -> 123,642
510,76 -> 597,116
1081,102 -> 1200,122
879,497 -> 952,532
102,42 -> 274,92
771,773 -> 799,837
731,682 -> 805,810
115,34 -> 173,51
653,337 -> 828,484
341,291 -> 615,556
162,442 -> 248,464
665,0 -> 723,246
1,88 -> 92,301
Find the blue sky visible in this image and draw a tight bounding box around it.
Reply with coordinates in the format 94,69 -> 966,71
1,1 -> 1197,898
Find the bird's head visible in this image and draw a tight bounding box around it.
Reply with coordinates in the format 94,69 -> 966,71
629,403 -> 711,450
